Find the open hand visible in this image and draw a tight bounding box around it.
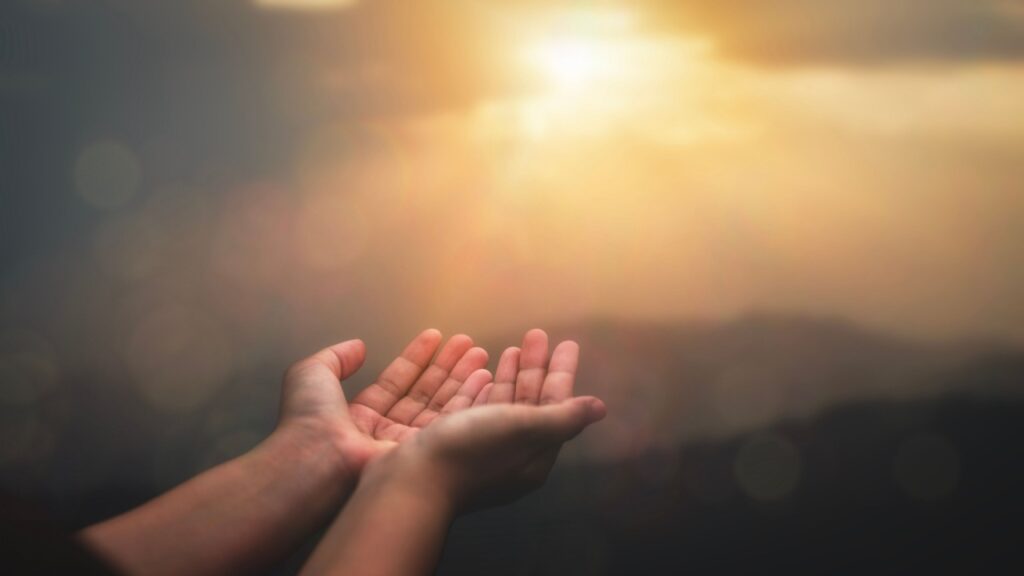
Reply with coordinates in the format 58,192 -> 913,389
380,329 -> 607,512
276,329 -> 493,472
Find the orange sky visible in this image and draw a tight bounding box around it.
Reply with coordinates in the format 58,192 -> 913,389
224,0 -> 1024,342
4,0 -> 1024,406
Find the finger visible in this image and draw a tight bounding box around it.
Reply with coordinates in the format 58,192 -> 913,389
472,382 -> 495,407
423,347 -> 489,413
287,339 -> 366,382
351,329 -> 442,415
514,329 -> 549,405
386,334 -> 475,424
411,347 -> 489,426
539,340 -> 579,405
533,396 -> 607,442
488,346 -> 520,404
440,369 -> 493,415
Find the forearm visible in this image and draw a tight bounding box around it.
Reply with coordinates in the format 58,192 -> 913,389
300,451 -> 455,576
79,424 -> 358,576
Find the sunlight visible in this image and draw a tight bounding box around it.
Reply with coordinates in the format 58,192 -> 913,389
529,37 -> 607,92
511,8 -> 660,140
506,9 -> 715,145
520,8 -> 636,95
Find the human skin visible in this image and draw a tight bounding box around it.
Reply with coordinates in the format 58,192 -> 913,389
78,329 -> 493,576
299,329 -> 607,576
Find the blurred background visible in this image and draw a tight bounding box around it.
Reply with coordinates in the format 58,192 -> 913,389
1,0 -> 1023,573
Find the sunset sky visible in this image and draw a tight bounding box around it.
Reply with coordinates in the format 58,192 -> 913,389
2,1 -> 1023,411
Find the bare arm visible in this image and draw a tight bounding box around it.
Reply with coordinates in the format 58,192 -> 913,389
79,424 -> 356,576
299,452 -> 456,576
79,331 -> 492,576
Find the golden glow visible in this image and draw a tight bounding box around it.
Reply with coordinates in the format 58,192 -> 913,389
528,37 -> 607,92
520,8 -> 640,96
6,0 -> 1024,473
27,1 -> 1024,402
505,8 -> 716,146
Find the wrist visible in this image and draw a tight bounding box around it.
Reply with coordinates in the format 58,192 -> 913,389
363,446 -> 459,520
260,421 -> 360,495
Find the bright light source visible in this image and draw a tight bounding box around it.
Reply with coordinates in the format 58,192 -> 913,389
508,7 -> 701,142
520,8 -> 637,94
532,37 -> 605,91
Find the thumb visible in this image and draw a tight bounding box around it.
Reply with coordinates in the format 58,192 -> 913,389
291,339 -> 367,381
322,339 -> 367,380
534,396 -> 607,442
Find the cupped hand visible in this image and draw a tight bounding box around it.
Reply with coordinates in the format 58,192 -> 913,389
276,329 -> 494,473
383,329 -> 607,512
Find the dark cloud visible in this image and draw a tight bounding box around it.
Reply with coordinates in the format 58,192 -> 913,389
0,0 -> 515,274
641,0 -> 1024,65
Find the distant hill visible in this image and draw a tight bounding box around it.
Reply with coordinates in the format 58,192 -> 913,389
438,392 -> 1024,575
6,313 -> 1023,501
494,314 -> 1024,459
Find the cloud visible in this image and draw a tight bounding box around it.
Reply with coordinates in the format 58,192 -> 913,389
640,0 -> 1024,66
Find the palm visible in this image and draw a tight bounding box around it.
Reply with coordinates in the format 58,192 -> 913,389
279,330 -> 492,463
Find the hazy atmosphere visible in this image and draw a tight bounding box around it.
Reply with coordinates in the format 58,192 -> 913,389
1,2 -> 1023,573
5,0 -> 1024,345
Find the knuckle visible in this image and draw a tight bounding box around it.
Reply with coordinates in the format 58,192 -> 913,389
376,376 -> 403,397
408,388 -> 433,404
